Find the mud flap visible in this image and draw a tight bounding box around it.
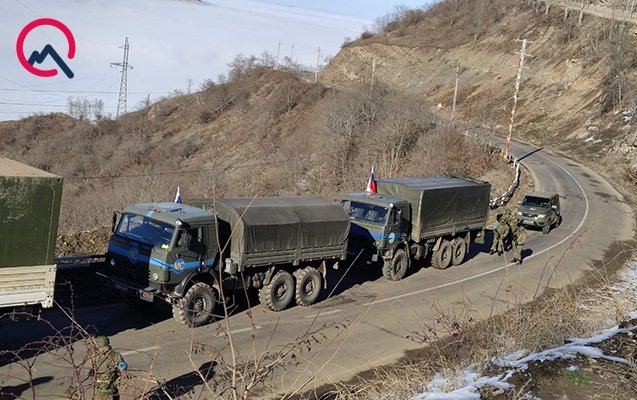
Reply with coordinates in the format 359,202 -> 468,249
318,261 -> 327,289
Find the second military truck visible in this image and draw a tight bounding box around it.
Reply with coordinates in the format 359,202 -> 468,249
0,158 -> 63,320
342,175 -> 491,280
98,197 -> 350,327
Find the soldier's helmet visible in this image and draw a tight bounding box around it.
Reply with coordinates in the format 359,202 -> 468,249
96,336 -> 110,348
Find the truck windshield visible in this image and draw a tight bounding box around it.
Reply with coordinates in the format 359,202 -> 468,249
521,196 -> 550,208
116,213 -> 175,249
342,201 -> 388,225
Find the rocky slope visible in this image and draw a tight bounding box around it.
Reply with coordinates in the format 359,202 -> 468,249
322,0 -> 637,187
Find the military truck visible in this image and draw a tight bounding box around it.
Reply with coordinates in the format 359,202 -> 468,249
97,197 -> 350,327
0,158 -> 63,319
342,175 -> 491,280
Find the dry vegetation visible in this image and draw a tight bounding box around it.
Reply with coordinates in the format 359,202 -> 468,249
326,0 -> 637,198
0,294 -> 346,400
312,242 -> 637,400
4,0 -> 637,399
0,67 -> 499,235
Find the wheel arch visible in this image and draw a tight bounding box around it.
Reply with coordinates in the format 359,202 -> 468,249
173,270 -> 219,297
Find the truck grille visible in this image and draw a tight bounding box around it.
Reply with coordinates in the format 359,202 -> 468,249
112,261 -> 148,286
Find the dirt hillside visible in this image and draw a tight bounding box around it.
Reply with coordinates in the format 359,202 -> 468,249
322,0 -> 637,192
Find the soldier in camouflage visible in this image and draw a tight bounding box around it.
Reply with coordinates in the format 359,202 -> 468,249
511,219 -> 527,265
490,213 -> 509,256
89,336 -> 127,400
501,208 -> 515,250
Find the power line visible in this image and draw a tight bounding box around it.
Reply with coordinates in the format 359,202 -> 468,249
0,75 -> 41,91
14,0 -> 39,16
0,101 -> 118,109
0,88 -> 169,95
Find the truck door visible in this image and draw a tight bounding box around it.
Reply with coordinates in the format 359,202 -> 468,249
387,207 -> 403,246
174,226 -> 206,271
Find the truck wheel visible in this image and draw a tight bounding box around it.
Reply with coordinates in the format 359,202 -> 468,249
259,270 -> 294,311
172,282 -> 218,328
382,249 -> 409,281
294,267 -> 322,307
542,223 -> 551,234
432,240 -> 452,270
451,238 -> 466,266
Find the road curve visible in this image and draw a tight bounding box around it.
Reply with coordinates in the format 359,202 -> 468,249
0,139 -> 634,399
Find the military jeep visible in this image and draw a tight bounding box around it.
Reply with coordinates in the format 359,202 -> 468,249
517,192 -> 561,234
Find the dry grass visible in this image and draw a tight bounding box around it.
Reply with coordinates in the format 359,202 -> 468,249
0,71 -> 500,235
312,244 -> 637,400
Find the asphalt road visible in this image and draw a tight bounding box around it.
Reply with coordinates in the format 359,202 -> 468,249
1,138 -> 634,399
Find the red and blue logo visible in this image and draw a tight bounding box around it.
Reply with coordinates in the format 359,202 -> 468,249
16,18 -> 75,79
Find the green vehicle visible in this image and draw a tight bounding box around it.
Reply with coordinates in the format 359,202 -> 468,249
342,175 -> 491,280
516,191 -> 561,234
0,158 -> 62,319
98,197 -> 350,327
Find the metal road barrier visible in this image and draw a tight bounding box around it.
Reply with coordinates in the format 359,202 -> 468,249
55,254 -> 106,270
490,155 -> 521,210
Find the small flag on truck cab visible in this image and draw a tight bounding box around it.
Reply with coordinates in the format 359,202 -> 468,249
174,186 -> 182,204
365,166 -> 377,194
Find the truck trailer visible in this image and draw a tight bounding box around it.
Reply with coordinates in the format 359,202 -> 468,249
342,175 -> 490,280
0,158 -> 63,319
98,197 -> 350,327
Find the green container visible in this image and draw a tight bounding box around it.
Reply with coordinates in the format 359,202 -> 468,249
0,158 -> 63,268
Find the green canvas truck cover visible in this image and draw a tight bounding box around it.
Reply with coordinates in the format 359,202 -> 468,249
215,197 -> 350,265
0,158 -> 62,267
377,175 -> 490,240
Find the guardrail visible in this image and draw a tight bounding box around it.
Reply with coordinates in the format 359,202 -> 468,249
55,254 -> 106,270
490,155 -> 521,210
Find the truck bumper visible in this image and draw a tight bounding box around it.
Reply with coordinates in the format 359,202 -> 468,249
347,247 -> 378,263
95,272 -> 156,303
519,217 -> 548,228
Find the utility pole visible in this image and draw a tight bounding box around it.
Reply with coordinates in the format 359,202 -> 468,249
275,41 -> 281,70
451,66 -> 459,124
289,44 -> 294,64
314,46 -> 321,83
503,38 -> 532,161
370,56 -> 376,91
111,37 -> 133,119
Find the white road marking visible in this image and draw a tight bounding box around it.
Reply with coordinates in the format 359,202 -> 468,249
215,325 -> 262,337
363,149 -> 590,307
121,345 -> 161,356
304,309 -> 342,319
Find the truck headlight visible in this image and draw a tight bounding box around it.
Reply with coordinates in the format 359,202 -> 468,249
537,214 -> 546,218
150,272 -> 159,281
109,258 -> 116,267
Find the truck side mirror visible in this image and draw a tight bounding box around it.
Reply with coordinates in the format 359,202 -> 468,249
551,205 -> 557,210
111,212 -> 118,233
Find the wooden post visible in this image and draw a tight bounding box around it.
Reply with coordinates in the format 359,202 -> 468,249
503,39 -> 532,161
370,56 -> 376,91
314,46 -> 321,83
451,66 -> 459,124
